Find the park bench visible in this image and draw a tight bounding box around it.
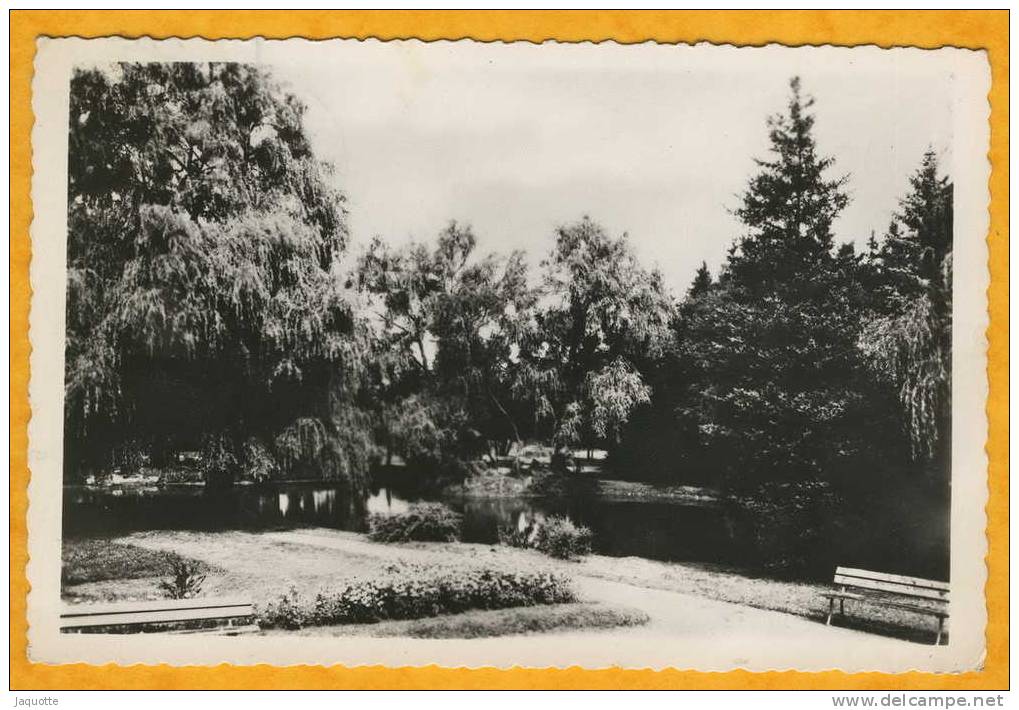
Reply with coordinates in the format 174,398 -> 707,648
823,566 -> 949,644
60,597 -> 258,635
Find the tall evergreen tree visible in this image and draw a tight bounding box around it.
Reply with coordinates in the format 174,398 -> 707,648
869,150 -> 953,309
687,262 -> 713,299
861,151 -> 953,466
725,77 -> 849,298
679,78 -> 869,489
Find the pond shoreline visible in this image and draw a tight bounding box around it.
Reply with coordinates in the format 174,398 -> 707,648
66,474 -> 722,504
443,471 -> 720,504
64,472 -> 738,569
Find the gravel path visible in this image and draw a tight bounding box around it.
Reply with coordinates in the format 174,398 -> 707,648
106,528 -> 946,671
256,529 -> 940,671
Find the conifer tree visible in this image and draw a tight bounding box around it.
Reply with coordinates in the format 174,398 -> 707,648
725,77 -> 849,298
678,77 -> 873,515
687,262 -> 713,300
861,152 -> 953,466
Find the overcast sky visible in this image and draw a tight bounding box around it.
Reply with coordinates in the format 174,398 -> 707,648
260,40 -> 959,293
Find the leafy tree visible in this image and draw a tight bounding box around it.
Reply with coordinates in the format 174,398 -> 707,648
583,358 -> 652,445
357,222 -> 536,465
429,224 -> 536,451
524,217 -> 673,449
64,62 -> 372,486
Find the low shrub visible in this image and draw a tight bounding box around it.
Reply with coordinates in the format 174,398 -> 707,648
497,516 -> 594,560
454,470 -> 530,498
528,471 -> 597,498
259,586 -> 309,630
368,502 -> 463,543
532,516 -> 594,560
159,558 -> 207,599
257,563 -> 576,630
497,520 -> 537,549
241,437 -> 279,483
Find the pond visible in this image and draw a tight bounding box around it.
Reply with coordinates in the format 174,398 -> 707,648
62,474 -> 950,580
62,478 -> 741,566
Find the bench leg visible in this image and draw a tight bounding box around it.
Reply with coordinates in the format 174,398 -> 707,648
826,597 -> 834,626
935,617 -> 944,646
840,598 -> 845,617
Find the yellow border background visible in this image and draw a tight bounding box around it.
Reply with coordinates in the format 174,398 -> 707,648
9,9 -> 1009,690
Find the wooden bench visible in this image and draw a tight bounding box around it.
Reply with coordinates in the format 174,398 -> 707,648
823,567 -> 949,644
61,597 -> 259,635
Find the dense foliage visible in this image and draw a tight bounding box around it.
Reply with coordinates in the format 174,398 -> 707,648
65,63 -> 374,487
500,516 -> 594,560
159,558 -> 207,599
257,564 -> 576,629
354,213 -> 672,472
661,80 -> 953,573
367,503 -> 463,543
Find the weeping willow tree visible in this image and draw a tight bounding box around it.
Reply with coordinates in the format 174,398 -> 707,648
860,151 -> 953,469
65,62 -> 376,486
526,216 -> 673,450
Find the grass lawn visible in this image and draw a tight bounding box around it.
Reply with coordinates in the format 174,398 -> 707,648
62,538 -> 217,586
268,602 -> 650,639
62,530 -> 390,604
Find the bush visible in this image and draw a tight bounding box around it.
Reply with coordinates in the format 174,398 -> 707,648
532,516 -> 594,560
241,437 -> 278,483
201,433 -> 239,488
497,520 -> 537,549
257,563 -> 576,630
368,502 -> 462,543
498,515 -> 594,560
259,586 -> 309,630
159,558 -> 207,599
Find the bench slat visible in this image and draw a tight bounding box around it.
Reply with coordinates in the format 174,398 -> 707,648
825,566 -> 949,645
60,598 -> 253,627
823,591 -> 948,616
61,597 -> 252,618
61,606 -> 254,629
168,624 -> 261,636
835,567 -> 949,591
833,575 -> 949,601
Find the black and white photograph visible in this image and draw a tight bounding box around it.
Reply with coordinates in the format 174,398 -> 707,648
26,37 -> 990,671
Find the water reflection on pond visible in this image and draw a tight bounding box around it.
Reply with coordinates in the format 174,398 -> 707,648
62,475 -> 949,579
62,479 -> 737,566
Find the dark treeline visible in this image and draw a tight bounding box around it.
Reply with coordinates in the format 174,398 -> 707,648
65,66 -> 951,575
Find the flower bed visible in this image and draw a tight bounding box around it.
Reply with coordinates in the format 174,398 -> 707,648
258,563 -> 575,629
